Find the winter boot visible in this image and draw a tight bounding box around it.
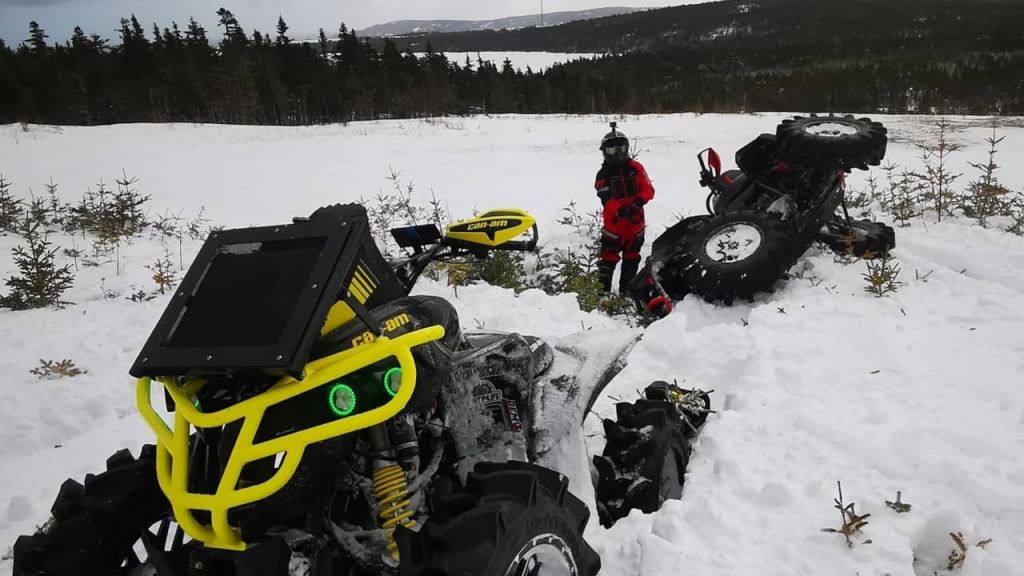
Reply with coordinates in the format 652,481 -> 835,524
598,260 -> 616,293
619,258 -> 640,294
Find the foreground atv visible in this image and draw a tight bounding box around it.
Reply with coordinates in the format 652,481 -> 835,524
630,114 -> 893,313
13,205 -> 685,576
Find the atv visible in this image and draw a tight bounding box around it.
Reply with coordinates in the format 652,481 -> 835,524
630,114 -> 893,314
13,204 -> 710,576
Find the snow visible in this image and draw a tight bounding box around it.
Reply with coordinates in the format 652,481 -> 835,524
2,113 -> 1024,575
413,51 -> 601,71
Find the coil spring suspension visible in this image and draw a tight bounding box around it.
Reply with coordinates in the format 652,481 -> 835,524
372,464 -> 416,559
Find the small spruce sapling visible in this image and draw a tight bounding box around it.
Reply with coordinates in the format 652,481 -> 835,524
916,119 -> 962,222
961,122 -> 1012,227
946,531 -> 993,571
863,253 -> 901,298
25,195 -> 50,230
30,359 -> 85,379
892,169 -> 925,226
885,491 -> 912,513
0,174 -> 24,233
1007,196 -> 1024,236
880,161 -> 899,215
44,177 -> 67,228
0,217 -> 75,310
821,481 -> 871,547
473,250 -> 528,292
146,255 -> 177,294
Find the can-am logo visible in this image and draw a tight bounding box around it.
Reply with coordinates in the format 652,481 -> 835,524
466,219 -> 510,231
351,313 -> 410,347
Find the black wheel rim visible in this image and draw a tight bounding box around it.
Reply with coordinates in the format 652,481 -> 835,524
121,518 -> 187,575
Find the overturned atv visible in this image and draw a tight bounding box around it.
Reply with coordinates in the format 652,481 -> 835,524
631,114 -> 893,314
13,205 -> 705,576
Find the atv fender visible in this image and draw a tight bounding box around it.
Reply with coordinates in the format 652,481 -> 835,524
526,329 -> 641,508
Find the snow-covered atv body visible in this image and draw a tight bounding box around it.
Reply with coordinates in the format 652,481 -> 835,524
630,114 -> 893,313
12,205 -> 639,576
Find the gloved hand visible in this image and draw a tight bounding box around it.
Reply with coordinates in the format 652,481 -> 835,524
616,204 -> 634,219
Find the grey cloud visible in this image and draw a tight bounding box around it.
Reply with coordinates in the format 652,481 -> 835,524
0,0 -> 79,6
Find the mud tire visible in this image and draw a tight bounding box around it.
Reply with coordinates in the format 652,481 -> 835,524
592,396 -> 693,528
12,446 -> 178,576
395,461 -> 600,576
668,210 -> 795,303
776,115 -> 888,170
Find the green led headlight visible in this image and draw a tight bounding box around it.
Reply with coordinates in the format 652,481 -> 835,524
328,383 -> 357,417
383,367 -> 402,397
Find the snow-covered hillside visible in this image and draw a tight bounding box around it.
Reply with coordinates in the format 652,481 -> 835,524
1,114 -> 1023,576
414,51 -> 601,72
360,7 -> 635,36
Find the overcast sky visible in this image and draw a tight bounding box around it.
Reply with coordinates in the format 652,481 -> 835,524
0,0 -> 692,45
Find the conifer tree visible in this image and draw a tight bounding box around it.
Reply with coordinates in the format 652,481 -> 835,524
27,21 -> 48,53
275,16 -> 290,45
0,218 -> 75,310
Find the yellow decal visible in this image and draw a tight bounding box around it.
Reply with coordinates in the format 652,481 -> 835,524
445,209 -> 537,248
467,219 -> 509,231
348,262 -> 379,304
384,313 -> 411,331
351,313 -> 411,348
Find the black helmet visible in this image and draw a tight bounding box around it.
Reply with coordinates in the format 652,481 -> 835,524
600,122 -> 629,163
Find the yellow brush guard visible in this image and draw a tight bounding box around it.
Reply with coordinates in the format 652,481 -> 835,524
136,325 -> 444,551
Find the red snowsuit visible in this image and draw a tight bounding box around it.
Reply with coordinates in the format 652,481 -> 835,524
596,159 -> 655,274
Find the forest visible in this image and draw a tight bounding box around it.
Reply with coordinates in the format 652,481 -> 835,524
1,0 -> 1022,125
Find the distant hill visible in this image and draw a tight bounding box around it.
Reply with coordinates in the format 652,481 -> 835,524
386,0 -> 1024,54
2,0 -> 1022,125
381,0 -> 1024,115
359,7 -> 635,37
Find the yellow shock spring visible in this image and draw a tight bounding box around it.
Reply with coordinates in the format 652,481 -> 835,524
372,464 -> 416,560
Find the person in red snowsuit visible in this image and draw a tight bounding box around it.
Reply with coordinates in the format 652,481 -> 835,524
595,123 -> 655,294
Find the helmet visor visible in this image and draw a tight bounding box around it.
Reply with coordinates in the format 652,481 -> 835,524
602,142 -> 629,157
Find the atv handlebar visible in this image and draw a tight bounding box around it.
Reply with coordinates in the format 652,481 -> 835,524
389,223 -> 538,295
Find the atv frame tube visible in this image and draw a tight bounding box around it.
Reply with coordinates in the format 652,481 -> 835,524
136,325 -> 444,551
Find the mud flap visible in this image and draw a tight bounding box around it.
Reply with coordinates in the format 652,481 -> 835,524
526,329 -> 641,510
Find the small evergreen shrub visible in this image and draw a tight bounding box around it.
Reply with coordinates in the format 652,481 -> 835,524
66,173 -> 149,253
863,253 -> 901,298
30,358 -> 85,378
960,122 -> 1013,227
0,175 -> 25,233
917,119 -> 962,222
0,217 -> 75,310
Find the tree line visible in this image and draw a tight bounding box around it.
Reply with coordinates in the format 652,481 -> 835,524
1,0 -> 1022,125
0,10 -> 568,124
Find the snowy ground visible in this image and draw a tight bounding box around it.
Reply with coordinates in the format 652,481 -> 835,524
412,51 -> 601,71
1,114 -> 1023,575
